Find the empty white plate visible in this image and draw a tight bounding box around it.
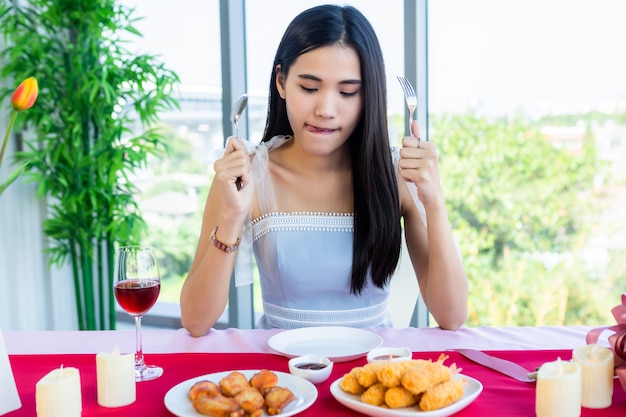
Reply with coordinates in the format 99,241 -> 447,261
268,326 -> 383,362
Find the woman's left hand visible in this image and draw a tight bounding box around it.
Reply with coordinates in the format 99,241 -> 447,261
397,120 -> 444,207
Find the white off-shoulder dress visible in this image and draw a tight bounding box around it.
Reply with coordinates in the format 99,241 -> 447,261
235,135 -> 393,329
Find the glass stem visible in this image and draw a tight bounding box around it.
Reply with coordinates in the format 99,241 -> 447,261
134,315 -> 147,372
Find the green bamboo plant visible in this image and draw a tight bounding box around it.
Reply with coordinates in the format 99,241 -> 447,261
0,0 -> 179,330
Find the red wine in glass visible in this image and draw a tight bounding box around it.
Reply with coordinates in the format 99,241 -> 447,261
114,246 -> 163,381
114,279 -> 160,316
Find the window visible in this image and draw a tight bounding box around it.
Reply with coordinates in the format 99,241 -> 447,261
118,0 -> 223,325
429,0 -> 626,326
8,0 -> 618,330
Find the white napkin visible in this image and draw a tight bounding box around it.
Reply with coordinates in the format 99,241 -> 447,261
0,327 -> 21,415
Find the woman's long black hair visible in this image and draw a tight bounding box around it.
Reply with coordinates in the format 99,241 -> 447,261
261,5 -> 402,294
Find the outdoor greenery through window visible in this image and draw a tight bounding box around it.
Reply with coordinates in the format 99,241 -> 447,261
124,0 -> 625,327
429,0 -> 626,326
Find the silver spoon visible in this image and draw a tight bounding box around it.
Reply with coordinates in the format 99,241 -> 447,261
230,93 -> 248,189
231,93 -> 248,138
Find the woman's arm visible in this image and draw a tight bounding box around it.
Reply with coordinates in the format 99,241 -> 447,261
180,137 -> 254,336
397,124 -> 468,330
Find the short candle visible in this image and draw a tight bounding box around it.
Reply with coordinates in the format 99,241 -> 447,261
96,345 -> 136,407
535,357 -> 581,417
572,344 -> 614,409
35,366 -> 82,417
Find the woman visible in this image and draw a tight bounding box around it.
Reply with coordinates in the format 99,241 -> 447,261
181,4 -> 467,336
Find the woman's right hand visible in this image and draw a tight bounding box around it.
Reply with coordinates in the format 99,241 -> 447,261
181,136 -> 254,337
212,136 -> 255,215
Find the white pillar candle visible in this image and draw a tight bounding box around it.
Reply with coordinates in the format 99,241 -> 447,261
96,345 -> 136,407
572,344 -> 614,409
35,366 -> 82,417
535,358 -> 581,417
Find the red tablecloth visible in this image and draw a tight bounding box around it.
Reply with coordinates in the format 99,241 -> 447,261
7,350 -> 626,416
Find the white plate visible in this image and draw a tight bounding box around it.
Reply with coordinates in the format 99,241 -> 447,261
164,370 -> 318,417
268,327 -> 383,362
329,374 -> 483,417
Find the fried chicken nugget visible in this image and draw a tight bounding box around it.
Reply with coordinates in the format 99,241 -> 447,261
361,382 -> 387,406
339,372 -> 366,395
401,361 -> 454,395
233,387 -> 264,415
264,386 -> 296,415
384,386 -> 419,409
219,371 -> 250,397
419,379 -> 465,411
356,362 -> 384,388
249,369 -> 278,394
192,394 -> 245,417
189,380 -> 222,400
377,360 -> 424,388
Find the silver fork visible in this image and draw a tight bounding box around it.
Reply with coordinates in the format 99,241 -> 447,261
397,76 -> 417,137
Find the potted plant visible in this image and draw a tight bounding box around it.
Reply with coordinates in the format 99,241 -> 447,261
0,0 -> 179,330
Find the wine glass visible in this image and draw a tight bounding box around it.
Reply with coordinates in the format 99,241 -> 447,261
114,246 -> 163,381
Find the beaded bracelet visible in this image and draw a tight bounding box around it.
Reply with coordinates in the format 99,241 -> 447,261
210,226 -> 241,253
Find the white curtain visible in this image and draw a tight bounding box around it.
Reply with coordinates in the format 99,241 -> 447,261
0,82 -> 77,331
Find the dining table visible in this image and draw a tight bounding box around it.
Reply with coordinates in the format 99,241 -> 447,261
4,325 -> 626,416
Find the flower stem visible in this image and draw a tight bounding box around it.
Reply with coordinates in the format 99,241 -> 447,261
0,110 -> 18,168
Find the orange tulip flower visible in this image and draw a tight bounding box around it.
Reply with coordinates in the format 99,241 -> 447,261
1,77 -> 39,192
10,77 -> 38,111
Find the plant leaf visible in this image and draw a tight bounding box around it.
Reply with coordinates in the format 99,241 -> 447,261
0,162 -> 28,196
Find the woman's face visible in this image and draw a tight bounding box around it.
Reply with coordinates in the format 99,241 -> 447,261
276,44 -> 363,156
